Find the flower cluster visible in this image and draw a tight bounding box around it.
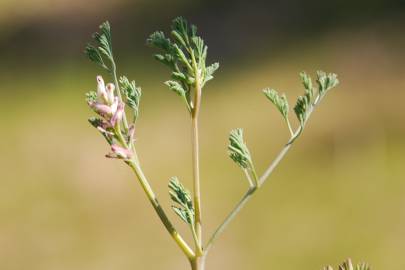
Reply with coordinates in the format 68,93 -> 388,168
86,75 -> 133,160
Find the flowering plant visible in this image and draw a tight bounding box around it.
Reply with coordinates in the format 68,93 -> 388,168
82,17 -> 365,270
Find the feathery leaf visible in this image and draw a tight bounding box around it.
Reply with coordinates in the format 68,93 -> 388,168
263,88 -> 289,120
85,21 -> 114,71
165,80 -> 186,97
168,177 -> 194,225
119,76 -> 142,121
228,128 -> 253,170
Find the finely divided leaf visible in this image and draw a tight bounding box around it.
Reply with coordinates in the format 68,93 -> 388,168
263,88 -> 289,120
85,91 -> 97,104
300,71 -> 314,99
119,76 -> 142,120
85,21 -> 114,70
148,16 -> 219,98
294,95 -> 310,126
168,177 -> 194,225
294,70 -> 339,128
203,62 -> 219,85
165,80 -> 186,97
147,31 -> 173,51
85,45 -> 108,70
316,71 -> 339,96
228,128 -> 253,169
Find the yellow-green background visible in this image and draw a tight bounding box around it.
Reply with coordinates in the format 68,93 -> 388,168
0,1 -> 404,269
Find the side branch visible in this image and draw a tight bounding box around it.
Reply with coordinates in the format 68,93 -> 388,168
127,160 -> 195,259
205,127 -> 302,252
205,186 -> 257,253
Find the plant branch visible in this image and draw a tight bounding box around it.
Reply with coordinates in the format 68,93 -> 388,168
205,186 -> 257,253
205,95 -> 326,252
205,136 -> 294,252
126,160 -> 195,260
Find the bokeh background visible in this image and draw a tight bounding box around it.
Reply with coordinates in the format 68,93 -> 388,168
1,0 -> 405,269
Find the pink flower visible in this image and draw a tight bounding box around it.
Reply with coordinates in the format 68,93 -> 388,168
91,103 -> 113,116
110,102 -> 125,126
106,144 -> 133,159
95,119 -> 114,135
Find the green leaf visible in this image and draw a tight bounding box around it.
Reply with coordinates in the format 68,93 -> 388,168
85,21 -> 114,70
165,80 -> 186,97
263,88 -> 289,120
228,128 -> 253,170
316,70 -> 339,96
203,62 -> 219,85
300,71 -> 314,99
85,91 -> 97,104
148,17 -> 219,95
294,95 -> 310,126
85,44 -> 108,70
119,76 -> 142,120
168,177 -> 194,225
147,31 -> 174,52
171,71 -> 187,82
171,17 -> 193,46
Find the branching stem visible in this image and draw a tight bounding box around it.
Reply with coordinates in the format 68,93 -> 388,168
205,98 -> 321,253
126,160 -> 195,260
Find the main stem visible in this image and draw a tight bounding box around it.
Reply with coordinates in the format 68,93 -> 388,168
191,84 -> 203,253
192,116 -> 202,247
191,255 -> 206,270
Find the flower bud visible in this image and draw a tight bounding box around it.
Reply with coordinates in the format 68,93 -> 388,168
110,97 -> 118,115
96,76 -> 108,103
107,144 -> 132,159
91,103 -> 113,116
105,83 -> 115,104
110,102 -> 125,126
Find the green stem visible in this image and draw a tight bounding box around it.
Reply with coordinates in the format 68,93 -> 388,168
190,53 -> 203,252
205,186 -> 257,253
205,131 -> 297,253
205,93 -> 325,252
190,255 -> 206,270
191,115 -> 203,252
126,160 -> 195,260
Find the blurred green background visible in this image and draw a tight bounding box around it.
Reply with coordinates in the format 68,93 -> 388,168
1,0 -> 405,269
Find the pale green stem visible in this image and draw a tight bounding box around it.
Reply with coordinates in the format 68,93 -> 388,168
126,160 -> 195,260
191,113 -> 203,253
191,55 -> 203,254
205,186 -> 257,253
286,118 -> 294,137
205,95 -> 323,252
190,255 -> 206,270
243,169 -> 255,187
205,137 -> 293,253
